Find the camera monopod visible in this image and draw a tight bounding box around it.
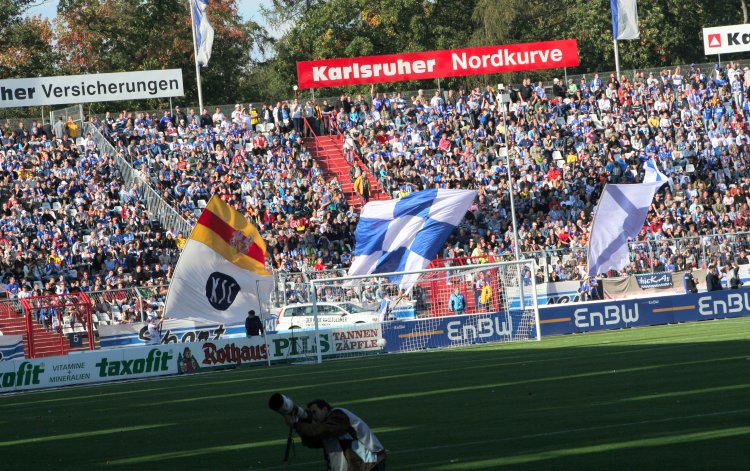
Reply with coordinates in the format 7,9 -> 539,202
283,426 -> 294,466
269,393 -> 308,466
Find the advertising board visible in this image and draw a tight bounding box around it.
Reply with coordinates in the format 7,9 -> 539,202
98,318 -> 243,348
382,311 -> 515,352
0,324 -> 383,393
0,335 -> 25,362
703,23 -> 750,55
539,287 -> 750,336
0,69 -> 184,108
297,40 -> 579,88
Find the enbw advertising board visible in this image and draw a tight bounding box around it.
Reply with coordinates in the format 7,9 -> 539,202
539,287 -> 750,335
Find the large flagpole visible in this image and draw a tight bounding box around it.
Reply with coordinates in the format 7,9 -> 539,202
613,39 -> 621,83
188,0 -> 205,115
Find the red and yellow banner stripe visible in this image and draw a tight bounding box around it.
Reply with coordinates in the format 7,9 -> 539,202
190,196 -> 269,275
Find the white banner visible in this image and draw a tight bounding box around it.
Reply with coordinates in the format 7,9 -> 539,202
0,324 -> 383,392
0,69 -> 184,109
0,335 -> 25,361
98,318 -> 240,348
703,23 -> 750,55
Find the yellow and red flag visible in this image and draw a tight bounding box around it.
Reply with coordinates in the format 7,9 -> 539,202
164,196 -> 272,324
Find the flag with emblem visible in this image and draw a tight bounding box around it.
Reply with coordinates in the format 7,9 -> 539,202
164,196 -> 271,324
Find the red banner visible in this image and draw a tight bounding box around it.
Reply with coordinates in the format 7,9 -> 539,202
297,39 -> 579,89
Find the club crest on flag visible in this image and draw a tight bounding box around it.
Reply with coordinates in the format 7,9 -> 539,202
229,231 -> 254,254
205,272 -> 241,311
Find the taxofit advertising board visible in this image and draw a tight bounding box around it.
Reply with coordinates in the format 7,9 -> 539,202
0,324 -> 383,393
0,69 -> 184,109
297,40 -> 579,88
703,23 -> 750,55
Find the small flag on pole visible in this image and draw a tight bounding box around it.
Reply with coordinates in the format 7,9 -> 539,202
643,158 -> 674,191
611,0 -> 640,40
192,0 -> 215,66
164,196 -> 271,324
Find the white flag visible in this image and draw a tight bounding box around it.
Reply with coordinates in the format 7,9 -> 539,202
588,182 -> 662,277
164,196 -> 272,324
611,0 -> 639,40
192,0 -> 215,66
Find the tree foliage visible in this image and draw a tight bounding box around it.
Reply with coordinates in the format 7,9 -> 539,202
0,0 -> 59,77
1,0 -> 749,109
54,0 -> 269,107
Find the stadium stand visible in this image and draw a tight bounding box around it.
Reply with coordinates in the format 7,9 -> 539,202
4,60 -> 750,316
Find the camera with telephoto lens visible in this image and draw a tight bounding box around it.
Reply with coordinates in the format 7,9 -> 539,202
268,393 -> 309,420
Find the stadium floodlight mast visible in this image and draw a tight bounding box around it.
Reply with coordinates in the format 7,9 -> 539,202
498,87 -> 521,262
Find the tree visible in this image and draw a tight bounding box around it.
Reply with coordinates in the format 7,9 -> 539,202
0,0 -> 61,121
0,0 -> 59,77
54,0 -> 269,108
254,0 -> 475,98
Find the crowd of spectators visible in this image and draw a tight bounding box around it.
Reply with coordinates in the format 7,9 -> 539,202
0,115 -> 175,322
5,61 -> 750,312
340,64 -> 750,280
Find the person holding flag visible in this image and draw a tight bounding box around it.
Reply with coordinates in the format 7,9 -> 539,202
147,312 -> 164,345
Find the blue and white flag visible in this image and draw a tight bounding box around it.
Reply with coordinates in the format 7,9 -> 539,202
643,158 -> 674,191
588,182 -> 662,277
348,189 -> 477,290
611,0 -> 639,40
192,0 -> 215,66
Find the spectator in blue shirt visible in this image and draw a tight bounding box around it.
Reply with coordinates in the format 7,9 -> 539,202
448,287 -> 466,315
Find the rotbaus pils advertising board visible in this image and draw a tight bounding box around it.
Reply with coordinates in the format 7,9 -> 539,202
0,324 -> 383,393
0,69 -> 184,109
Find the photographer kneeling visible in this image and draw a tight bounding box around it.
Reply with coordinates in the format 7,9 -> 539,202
284,399 -> 386,470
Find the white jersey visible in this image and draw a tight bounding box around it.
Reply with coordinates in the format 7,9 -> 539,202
147,321 -> 161,345
321,407 -> 384,471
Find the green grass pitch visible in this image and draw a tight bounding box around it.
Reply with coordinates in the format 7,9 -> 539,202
1,317 -> 749,470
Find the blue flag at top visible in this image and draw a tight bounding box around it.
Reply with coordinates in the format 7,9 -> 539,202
192,0 -> 215,66
611,0 -> 640,40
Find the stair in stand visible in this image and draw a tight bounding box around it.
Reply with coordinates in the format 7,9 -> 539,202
303,135 -> 389,208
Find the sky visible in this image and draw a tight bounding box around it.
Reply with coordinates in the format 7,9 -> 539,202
25,0 -> 273,29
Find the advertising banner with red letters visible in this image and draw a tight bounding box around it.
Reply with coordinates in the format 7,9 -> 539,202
297,39 -> 579,89
0,324 -> 383,392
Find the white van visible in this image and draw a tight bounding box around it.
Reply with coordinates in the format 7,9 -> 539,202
275,302 -> 379,330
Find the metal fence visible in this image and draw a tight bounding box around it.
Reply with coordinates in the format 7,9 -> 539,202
49,104 -> 85,127
507,231 -> 750,280
271,268 -> 348,308
86,285 -> 168,325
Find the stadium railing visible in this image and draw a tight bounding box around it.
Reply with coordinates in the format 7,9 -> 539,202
1,285 -> 170,358
83,122 -> 193,237
430,230 -> 750,282
49,104 -> 85,127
